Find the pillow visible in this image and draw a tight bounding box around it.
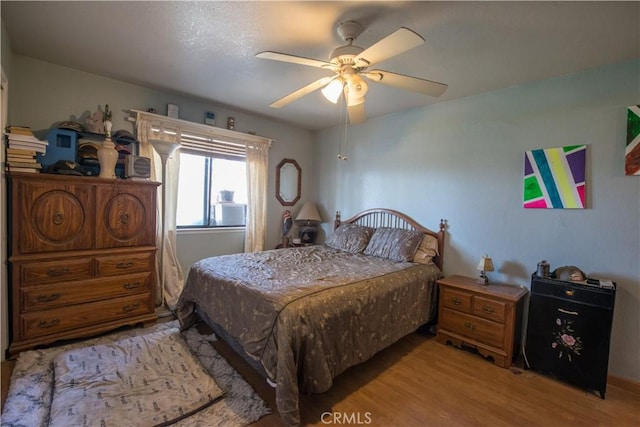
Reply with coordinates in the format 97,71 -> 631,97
413,234 -> 439,265
325,223 -> 375,253
363,227 -> 424,262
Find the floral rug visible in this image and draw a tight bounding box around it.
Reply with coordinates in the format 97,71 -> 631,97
1,321 -> 271,427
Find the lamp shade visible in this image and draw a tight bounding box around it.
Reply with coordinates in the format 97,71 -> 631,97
321,79 -> 344,104
477,255 -> 495,272
295,202 -> 322,223
149,139 -> 181,157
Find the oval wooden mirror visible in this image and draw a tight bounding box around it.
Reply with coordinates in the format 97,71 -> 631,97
276,158 -> 301,206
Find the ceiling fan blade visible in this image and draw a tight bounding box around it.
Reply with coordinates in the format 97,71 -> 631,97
256,51 -> 335,70
354,27 -> 424,67
347,102 -> 366,124
364,69 -> 448,97
270,76 -> 334,108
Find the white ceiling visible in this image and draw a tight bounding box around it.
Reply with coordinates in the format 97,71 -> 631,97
2,1 -> 639,131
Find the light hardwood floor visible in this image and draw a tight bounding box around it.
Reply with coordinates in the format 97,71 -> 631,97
3,324 -> 639,426
211,326 -> 639,426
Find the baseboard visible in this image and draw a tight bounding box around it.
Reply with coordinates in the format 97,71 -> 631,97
608,375 -> 640,395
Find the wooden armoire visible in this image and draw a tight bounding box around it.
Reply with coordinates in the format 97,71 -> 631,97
7,173 -> 160,357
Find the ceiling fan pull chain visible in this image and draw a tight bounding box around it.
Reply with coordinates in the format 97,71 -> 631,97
338,95 -> 349,161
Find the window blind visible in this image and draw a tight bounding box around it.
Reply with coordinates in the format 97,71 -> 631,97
179,131 -> 246,160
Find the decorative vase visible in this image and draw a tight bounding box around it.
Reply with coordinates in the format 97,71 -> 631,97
98,138 -> 118,179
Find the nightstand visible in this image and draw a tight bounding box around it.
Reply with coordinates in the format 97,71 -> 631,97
436,275 -> 528,368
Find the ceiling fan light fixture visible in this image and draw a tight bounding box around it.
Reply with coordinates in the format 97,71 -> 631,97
321,79 -> 344,104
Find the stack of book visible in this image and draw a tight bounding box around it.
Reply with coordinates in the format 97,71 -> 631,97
4,126 -> 48,173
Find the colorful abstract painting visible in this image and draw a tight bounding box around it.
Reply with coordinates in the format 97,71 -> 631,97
625,105 -> 640,176
524,145 -> 586,209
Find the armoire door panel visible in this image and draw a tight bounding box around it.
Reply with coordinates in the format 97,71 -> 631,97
95,184 -> 157,248
15,181 -> 95,254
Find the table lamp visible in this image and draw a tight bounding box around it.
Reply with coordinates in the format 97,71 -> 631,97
477,255 -> 494,285
295,202 -> 322,245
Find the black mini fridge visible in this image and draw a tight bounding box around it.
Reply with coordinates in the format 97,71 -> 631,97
524,274 -> 616,398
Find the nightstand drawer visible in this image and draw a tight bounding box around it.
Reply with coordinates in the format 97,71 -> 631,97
440,307 -> 505,348
473,296 -> 506,323
441,288 -> 472,313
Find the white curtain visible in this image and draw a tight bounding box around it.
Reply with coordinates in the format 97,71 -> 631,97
245,141 -> 269,252
133,109 -> 271,304
136,116 -> 184,310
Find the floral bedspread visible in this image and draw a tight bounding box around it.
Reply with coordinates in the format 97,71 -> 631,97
176,245 -> 441,426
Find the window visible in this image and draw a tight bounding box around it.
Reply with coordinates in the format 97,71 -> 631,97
177,153 -> 247,228
131,109 -> 271,232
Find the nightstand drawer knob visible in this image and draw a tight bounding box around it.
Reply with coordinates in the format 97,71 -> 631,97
565,289 -> 575,297
464,322 -> 476,331
451,297 -> 462,305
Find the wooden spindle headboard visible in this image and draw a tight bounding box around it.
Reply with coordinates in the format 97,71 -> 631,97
334,208 -> 446,271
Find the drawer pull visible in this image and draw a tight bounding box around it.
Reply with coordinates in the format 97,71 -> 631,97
451,297 -> 462,305
47,268 -> 69,277
116,261 -> 134,269
565,289 -> 575,297
38,318 -> 60,328
37,293 -> 60,303
123,281 -> 140,290
482,305 -> 495,314
464,322 -> 476,331
120,213 -> 130,224
122,303 -> 140,312
558,308 -> 579,316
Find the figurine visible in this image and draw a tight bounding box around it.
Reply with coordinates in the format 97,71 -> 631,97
85,106 -> 105,134
103,104 -> 113,137
282,210 -> 292,247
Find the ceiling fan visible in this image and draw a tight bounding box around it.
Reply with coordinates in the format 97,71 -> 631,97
256,21 -> 448,124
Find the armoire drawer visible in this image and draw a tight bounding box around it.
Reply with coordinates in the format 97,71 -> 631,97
20,259 -> 93,285
95,252 -> 154,276
20,293 -> 153,339
21,273 -> 152,311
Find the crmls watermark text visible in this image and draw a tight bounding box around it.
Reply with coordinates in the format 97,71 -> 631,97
321,411 -> 373,425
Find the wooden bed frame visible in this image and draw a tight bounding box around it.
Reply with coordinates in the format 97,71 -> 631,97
334,208 -> 446,270
179,208 -> 447,426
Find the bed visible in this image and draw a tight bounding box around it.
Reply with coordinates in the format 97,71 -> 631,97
176,208 -> 446,426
